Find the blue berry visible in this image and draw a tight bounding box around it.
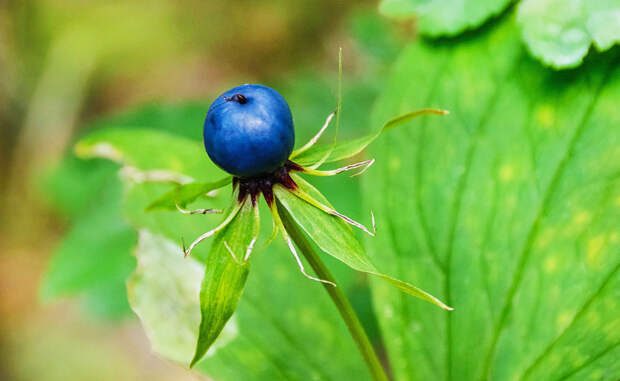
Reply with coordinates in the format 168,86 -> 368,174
204,84 -> 295,178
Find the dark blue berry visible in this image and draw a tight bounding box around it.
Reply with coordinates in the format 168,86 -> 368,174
204,84 -> 295,178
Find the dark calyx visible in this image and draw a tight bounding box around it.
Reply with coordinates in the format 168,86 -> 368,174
233,160 -> 303,206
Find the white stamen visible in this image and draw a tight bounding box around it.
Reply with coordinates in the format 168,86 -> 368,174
243,237 -> 257,262
183,204 -> 242,257
176,204 -> 221,215
291,111 -> 336,158
303,159 -> 375,177
290,187 -> 376,237
285,236 -> 336,287
330,209 -> 376,237
223,241 -> 241,264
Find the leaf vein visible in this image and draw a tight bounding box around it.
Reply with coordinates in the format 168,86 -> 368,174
443,51 -> 526,381
480,60 -> 615,380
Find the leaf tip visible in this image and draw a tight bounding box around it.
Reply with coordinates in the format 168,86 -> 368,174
188,353 -> 201,369
144,202 -> 158,212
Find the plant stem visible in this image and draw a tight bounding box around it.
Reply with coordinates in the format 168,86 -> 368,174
278,203 -> 389,381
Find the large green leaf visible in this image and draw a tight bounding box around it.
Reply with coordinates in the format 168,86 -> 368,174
275,174 -> 451,310
40,164 -> 136,318
379,0 -> 512,37
85,102 -> 209,140
380,0 -> 620,70
364,14 -> 619,381
518,0 -> 620,69
75,127 -> 225,182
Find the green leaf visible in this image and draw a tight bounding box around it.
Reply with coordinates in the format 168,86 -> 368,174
125,191 -> 372,380
40,155 -> 121,218
274,173 -> 451,310
123,181 -> 228,262
85,102 -> 209,140
293,109 -> 447,167
518,0 -> 620,69
379,0 -> 512,37
75,127 -> 225,183
364,15 -> 619,381
191,199 -> 257,367
128,230 -> 238,363
146,177 -> 232,211
40,174 -> 136,318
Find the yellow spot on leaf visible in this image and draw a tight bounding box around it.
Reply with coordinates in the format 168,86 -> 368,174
586,235 -> 605,267
564,210 -> 592,235
587,311 -> 600,329
573,211 -> 591,225
544,256 -> 558,273
536,105 -> 555,128
536,227 -> 555,249
389,157 -> 401,171
556,311 -> 573,330
499,164 -> 515,182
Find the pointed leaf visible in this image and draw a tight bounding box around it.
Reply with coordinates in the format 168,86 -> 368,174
146,177 -> 232,211
274,174 -> 451,310
518,0 -> 620,69
75,127 -> 225,182
293,109 -> 447,167
191,199 -> 258,367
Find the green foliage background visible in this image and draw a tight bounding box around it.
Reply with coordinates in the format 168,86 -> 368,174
2,0 -> 617,380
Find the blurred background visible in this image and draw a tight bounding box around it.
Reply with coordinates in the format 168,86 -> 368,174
0,1 -> 410,379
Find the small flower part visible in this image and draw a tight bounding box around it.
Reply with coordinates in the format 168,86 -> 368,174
175,204 -> 221,215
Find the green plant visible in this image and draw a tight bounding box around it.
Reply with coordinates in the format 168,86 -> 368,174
41,4 -> 619,381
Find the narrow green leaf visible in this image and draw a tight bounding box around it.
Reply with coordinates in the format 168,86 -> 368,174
293,109 -> 447,167
191,199 -> 258,367
518,0 -> 620,69
75,127 -> 225,183
146,177 -> 232,211
274,174 -> 451,310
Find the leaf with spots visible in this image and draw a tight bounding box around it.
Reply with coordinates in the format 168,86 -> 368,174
363,15 -> 620,381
